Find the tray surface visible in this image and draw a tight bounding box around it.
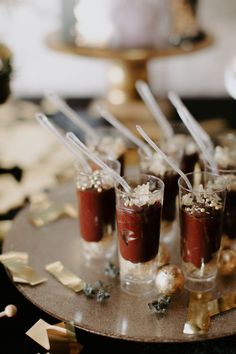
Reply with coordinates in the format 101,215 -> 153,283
3,182 -> 236,343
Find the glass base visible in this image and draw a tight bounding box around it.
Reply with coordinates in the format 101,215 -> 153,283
82,254 -> 113,273
119,255 -> 157,296
80,237 -> 117,273
184,275 -> 216,293
121,278 -> 155,296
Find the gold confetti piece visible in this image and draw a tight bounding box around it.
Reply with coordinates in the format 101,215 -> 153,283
0,251 -> 28,264
47,322 -> 83,354
45,261 -> 85,292
208,293 -> 236,316
29,202 -> 77,227
183,291 -> 213,335
26,319 -> 83,353
26,319 -> 51,350
0,254 -> 47,286
5,260 -> 47,285
183,301 -> 210,335
184,291 -> 236,335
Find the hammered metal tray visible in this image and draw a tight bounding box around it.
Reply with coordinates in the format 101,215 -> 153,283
3,182 -> 236,343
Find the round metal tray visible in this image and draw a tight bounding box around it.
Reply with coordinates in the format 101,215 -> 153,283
3,182 -> 236,343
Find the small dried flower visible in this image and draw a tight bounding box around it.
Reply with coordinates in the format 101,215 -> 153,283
104,262 -> 120,279
83,280 -> 110,303
96,288 -> 110,303
148,294 -> 171,314
83,283 -> 97,298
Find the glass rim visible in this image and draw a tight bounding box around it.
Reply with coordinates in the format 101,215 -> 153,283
205,161 -> 236,174
115,173 -> 164,197
74,157 -> 121,173
178,171 -> 227,194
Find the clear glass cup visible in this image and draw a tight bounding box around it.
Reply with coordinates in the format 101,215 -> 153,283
170,134 -> 199,174
162,121 -> 200,174
138,142 -> 182,242
75,157 -> 121,267
203,144 -> 236,249
85,125 -> 127,176
178,171 -> 227,292
115,174 -> 164,296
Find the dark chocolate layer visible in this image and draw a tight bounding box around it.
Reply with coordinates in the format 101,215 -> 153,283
116,201 -> 162,263
181,151 -> 199,174
180,206 -> 223,268
224,189 -> 236,239
77,187 -> 115,242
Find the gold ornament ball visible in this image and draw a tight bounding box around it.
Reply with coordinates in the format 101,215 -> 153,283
221,235 -> 236,252
218,249 -> 236,276
157,244 -> 170,268
155,264 -> 185,295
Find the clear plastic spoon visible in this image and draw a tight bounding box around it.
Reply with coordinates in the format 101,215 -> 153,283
66,132 -> 131,193
96,104 -> 152,158
45,91 -> 98,142
35,112 -> 91,172
136,80 -> 174,140
168,91 -> 214,153
168,92 -> 218,173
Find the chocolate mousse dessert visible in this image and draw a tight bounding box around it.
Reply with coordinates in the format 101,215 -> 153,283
76,169 -> 116,259
213,146 -> 236,241
89,135 -> 126,176
171,134 -> 199,174
140,152 -> 179,222
116,189 -> 162,264
116,176 -> 164,291
179,182 -> 225,273
224,182 -> 236,240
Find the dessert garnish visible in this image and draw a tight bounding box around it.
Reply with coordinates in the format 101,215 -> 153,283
76,170 -> 113,192
122,182 -> 159,208
94,136 -> 126,160
182,183 -> 223,212
214,146 -> 236,169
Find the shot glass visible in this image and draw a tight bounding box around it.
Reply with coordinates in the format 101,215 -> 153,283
204,144 -> 236,249
115,174 -> 164,295
178,171 -> 227,292
170,134 -> 199,174
139,142 -> 182,242
85,126 -> 127,176
75,158 -> 120,266
219,169 -> 236,246
164,121 -> 200,174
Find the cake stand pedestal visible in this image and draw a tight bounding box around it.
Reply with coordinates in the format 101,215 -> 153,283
46,33 -> 213,136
